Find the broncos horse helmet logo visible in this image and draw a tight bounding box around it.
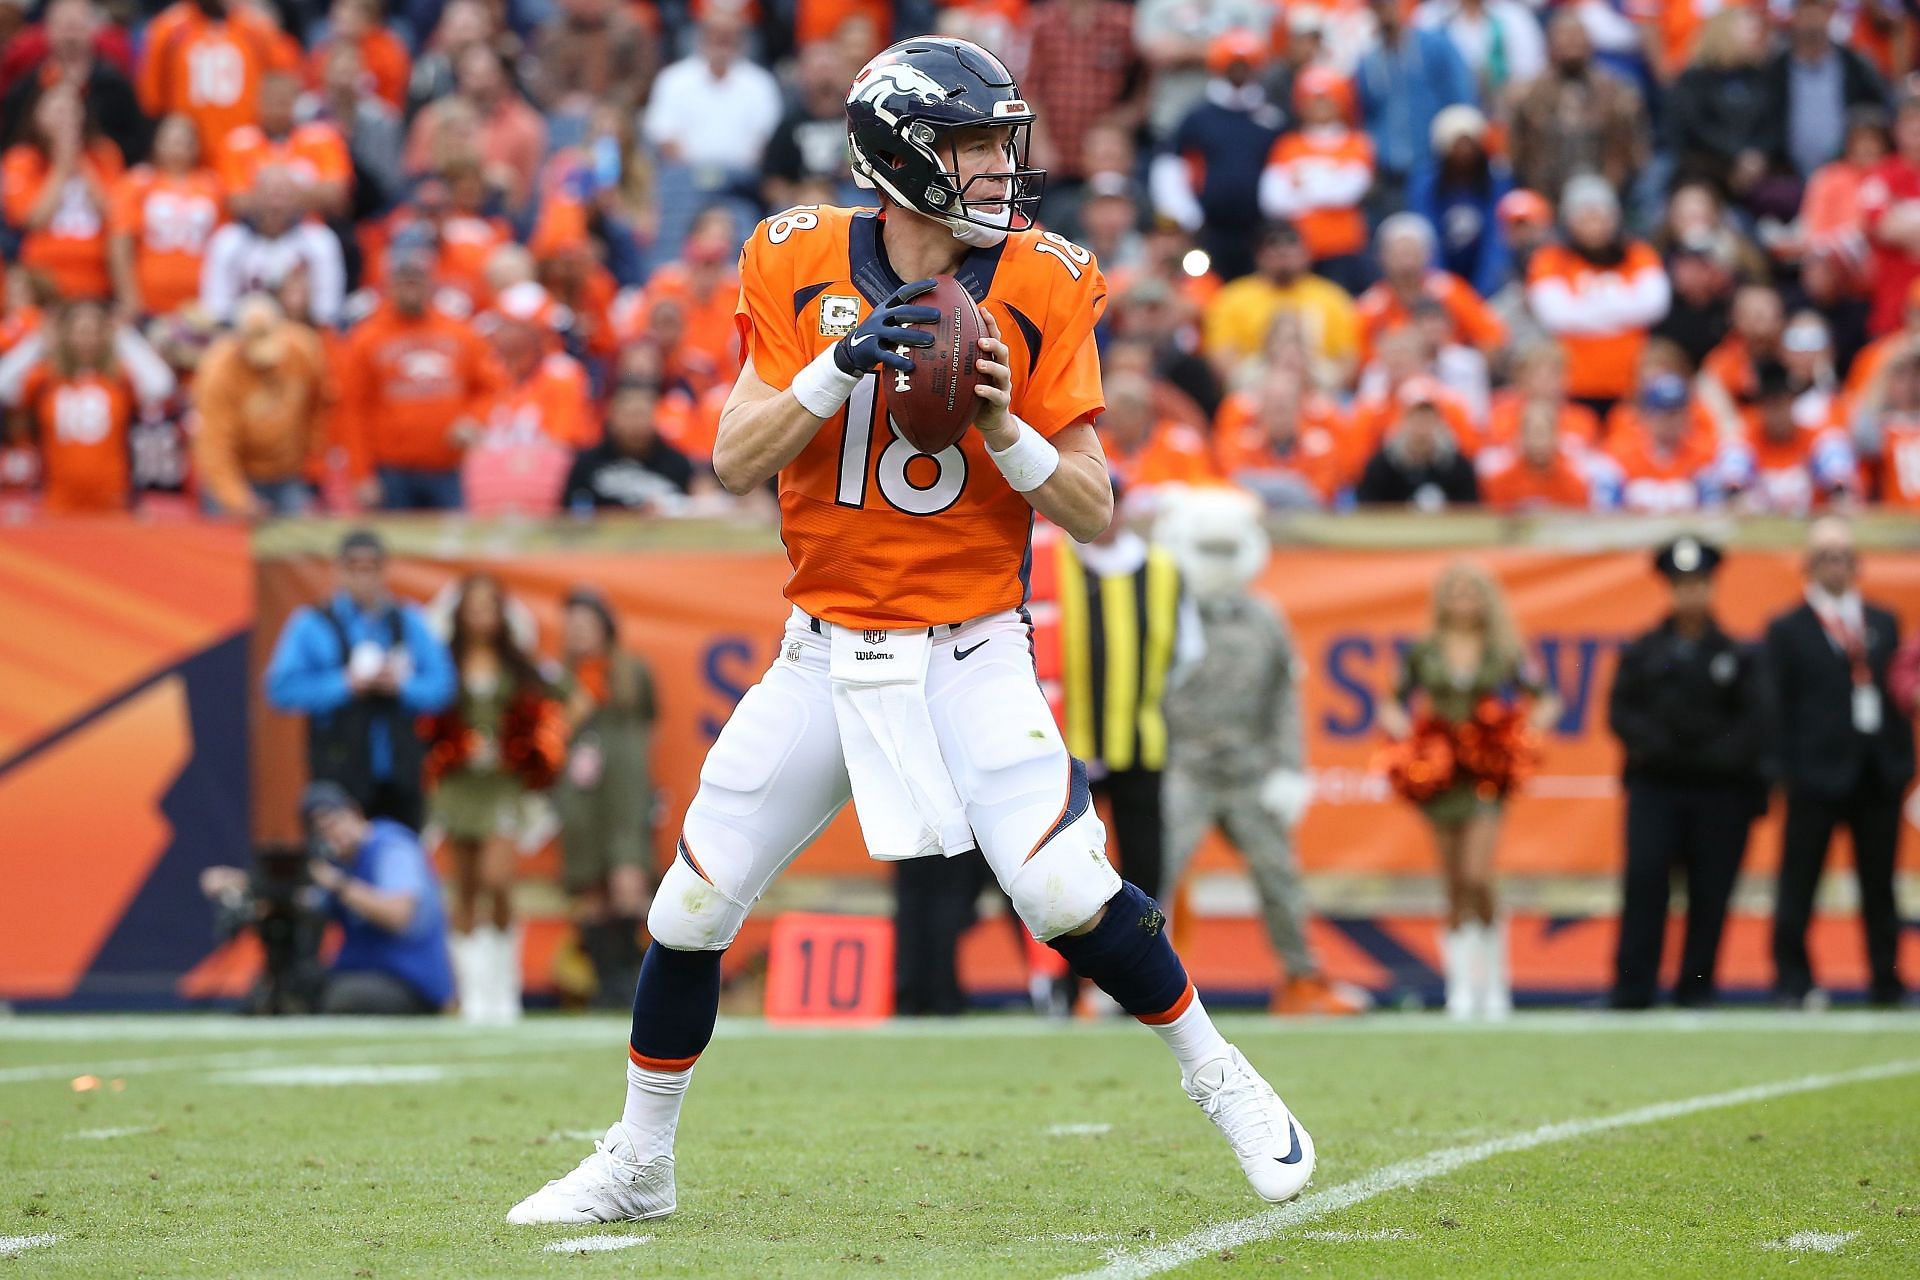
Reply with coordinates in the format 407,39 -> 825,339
848,59 -> 951,118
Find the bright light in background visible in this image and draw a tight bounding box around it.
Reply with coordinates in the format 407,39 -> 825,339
1181,249 -> 1211,278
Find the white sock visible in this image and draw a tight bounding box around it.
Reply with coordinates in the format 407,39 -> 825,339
621,1060 -> 692,1160
1150,993 -> 1232,1080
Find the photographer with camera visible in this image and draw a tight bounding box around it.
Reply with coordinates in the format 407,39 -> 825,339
264,529 -> 456,829
201,782 -> 454,1015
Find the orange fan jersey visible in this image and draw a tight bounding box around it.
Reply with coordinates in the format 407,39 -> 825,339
217,121 -> 351,203
647,261 -> 745,390
1604,420 -> 1720,513
1876,413 -> 1920,507
487,352 -> 594,449
1525,241 -> 1668,401
1476,445 -> 1592,511
306,28 -> 410,110
1480,391 -> 1601,452
338,302 -> 502,477
734,204 -> 1107,629
17,366 -> 136,512
1355,271 -> 1507,364
1262,126 -> 1373,261
109,165 -> 224,315
1101,420 -> 1215,489
138,3 -> 301,162
2,141 -> 125,301
1212,388 -> 1345,502
1349,382 -> 1478,468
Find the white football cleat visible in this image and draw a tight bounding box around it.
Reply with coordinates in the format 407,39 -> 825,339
505,1124 -> 677,1225
1184,1046 -> 1316,1203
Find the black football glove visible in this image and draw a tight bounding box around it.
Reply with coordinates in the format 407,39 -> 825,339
832,279 -> 940,375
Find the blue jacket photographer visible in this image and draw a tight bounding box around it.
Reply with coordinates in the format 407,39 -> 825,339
264,529 -> 456,829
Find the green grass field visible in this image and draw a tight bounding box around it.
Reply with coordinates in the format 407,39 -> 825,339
3,1012 -> 1918,1277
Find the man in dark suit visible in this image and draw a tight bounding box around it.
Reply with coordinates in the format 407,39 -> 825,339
1765,518 -> 1916,1007
1608,537 -> 1768,1009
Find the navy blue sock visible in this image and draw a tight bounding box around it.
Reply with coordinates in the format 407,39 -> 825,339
628,943 -> 723,1069
1046,882 -> 1192,1021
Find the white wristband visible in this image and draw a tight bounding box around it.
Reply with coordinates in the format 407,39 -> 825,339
986,416 -> 1060,492
790,346 -> 861,418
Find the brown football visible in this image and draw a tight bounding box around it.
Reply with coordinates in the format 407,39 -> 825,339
886,274 -> 985,455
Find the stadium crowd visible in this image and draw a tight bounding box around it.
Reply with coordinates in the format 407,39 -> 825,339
5,0 -> 1920,515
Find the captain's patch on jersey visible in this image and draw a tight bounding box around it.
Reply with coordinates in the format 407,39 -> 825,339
819,294 -> 862,337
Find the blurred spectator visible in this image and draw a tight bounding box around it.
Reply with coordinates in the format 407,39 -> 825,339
1486,188 -> 1554,355
1651,232 -> 1738,369
464,281 -> 592,514
1862,94 -> 1920,337
554,587 -> 656,1010
1355,377 -> 1480,507
1095,369 -> 1214,490
1351,325 -> 1479,463
1,0 -> 149,165
307,44 -> 405,219
1150,29 -> 1284,283
137,0 -> 300,168
1483,340 -> 1602,452
404,0 -> 501,119
338,241 -> 500,509
220,70 -> 351,221
1413,0 -> 1545,104
1780,311 -> 1842,424
1204,220 -> 1361,388
1849,340 -> 1920,506
1260,67 -> 1374,295
1109,275 -> 1222,418
1607,537 -> 1766,1010
1788,245 -> 1872,379
200,166 -> 346,325
640,209 -> 743,393
1354,0 -> 1475,212
1475,399 -> 1594,510
421,572 -> 563,1025
1597,373 -> 1722,512
1716,360 -> 1860,513
1132,0 -> 1272,137
192,292 -> 331,517
1846,278 -> 1920,398
0,299 -> 174,511
525,0 -> 657,121
108,114 -> 224,320
406,46 -> 546,211
1074,175 -> 1145,277
1024,0 -> 1145,183
1766,518 -> 1914,1008
1211,367 -> 1344,509
1767,0 -> 1890,182
306,0 -> 411,112
1526,176 -> 1669,419
1408,104 -> 1511,299
1507,11 -> 1649,205
2,83 -> 124,302
1358,212 -> 1507,365
762,41 -> 858,211
641,12 -> 780,226
1409,293 -> 1491,422
264,528 -> 456,829
564,378 -> 700,510
1666,8 -> 1774,206
0,0 -> 134,98
1699,283 -> 1785,413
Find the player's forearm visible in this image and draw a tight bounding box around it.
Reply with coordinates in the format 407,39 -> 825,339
1020,447 -> 1112,543
711,391 -> 825,494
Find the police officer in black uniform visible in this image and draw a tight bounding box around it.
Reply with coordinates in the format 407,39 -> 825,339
1607,537 -> 1769,1009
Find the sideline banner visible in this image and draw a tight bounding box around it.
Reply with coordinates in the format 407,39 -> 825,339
253,543 -> 1920,877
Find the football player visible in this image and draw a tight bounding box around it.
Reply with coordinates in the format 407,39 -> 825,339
507,36 -> 1315,1226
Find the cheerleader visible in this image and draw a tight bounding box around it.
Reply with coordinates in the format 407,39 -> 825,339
1378,560 -> 1560,1018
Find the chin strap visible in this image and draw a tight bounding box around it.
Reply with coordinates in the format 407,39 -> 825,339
949,218 -> 1009,248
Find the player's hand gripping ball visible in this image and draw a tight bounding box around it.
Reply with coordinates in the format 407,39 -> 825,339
884,274 -> 989,455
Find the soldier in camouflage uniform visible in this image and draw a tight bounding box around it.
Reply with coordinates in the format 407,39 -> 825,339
1159,490 -> 1361,1016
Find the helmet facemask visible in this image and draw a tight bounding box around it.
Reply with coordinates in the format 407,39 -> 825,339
851,105 -> 1045,246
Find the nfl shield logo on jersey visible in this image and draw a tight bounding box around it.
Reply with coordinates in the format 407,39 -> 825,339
862,629 -> 887,646
819,295 -> 861,337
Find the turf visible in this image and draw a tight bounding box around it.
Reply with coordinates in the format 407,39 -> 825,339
2,1013 -> 1917,1278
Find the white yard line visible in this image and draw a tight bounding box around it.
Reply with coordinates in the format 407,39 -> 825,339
1063,1058 -> 1920,1280
69,1126 -> 156,1141
1764,1230 -> 1858,1254
0,1234 -> 57,1258
541,1234 -> 652,1254
1046,1123 -> 1113,1137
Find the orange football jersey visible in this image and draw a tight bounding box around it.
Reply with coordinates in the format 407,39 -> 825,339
735,204 -> 1107,629
1212,388 -> 1345,501
109,166 -> 225,315
137,3 -> 301,162
217,121 -> 351,202
1875,414 -> 1920,507
18,366 -> 136,512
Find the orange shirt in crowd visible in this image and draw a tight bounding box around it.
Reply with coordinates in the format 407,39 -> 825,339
1605,419 -> 1720,512
655,383 -> 729,463
306,27 -> 410,109
1349,382 -> 1478,473
1476,445 -> 1592,511
487,353 -> 595,448
645,262 -> 743,389
16,366 -> 136,512
1263,126 -> 1374,261
1481,391 -> 1602,452
1100,421 -> 1215,489
1629,0 -> 1759,78
1525,241 -> 1669,402
338,303 -> 503,477
795,0 -> 890,47
2,141 -> 126,300
191,324 -> 334,512
1356,271 -> 1507,363
217,120 -> 351,203
1211,389 -> 1345,501
137,3 -> 301,162
1875,413 -> 1920,507
108,165 -> 224,315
